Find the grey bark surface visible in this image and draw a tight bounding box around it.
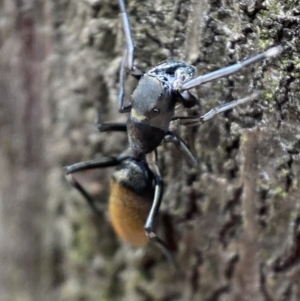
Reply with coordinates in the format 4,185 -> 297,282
0,0 -> 299,301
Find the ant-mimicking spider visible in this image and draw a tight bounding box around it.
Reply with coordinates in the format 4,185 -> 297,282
65,0 -> 282,263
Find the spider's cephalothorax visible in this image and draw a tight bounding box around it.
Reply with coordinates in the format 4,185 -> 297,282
128,60 -> 198,157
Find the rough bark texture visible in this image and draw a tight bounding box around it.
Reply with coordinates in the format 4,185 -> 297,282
0,0 -> 299,300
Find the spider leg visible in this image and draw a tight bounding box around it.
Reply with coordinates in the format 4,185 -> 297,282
164,131 -> 198,167
118,49 -> 132,113
97,122 -> 127,132
181,46 -> 282,91
143,172 -> 163,242
144,153 -> 176,267
117,0 -> 142,112
64,157 -> 126,214
118,0 -> 135,71
172,93 -> 259,127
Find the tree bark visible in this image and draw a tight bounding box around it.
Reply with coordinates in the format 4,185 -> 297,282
0,0 -> 299,300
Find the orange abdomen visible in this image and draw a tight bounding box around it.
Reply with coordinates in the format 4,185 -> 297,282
109,180 -> 152,246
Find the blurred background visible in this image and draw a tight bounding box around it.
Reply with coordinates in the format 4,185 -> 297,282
0,0 -> 299,300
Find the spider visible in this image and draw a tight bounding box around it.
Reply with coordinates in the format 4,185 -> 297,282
65,0 -> 282,263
